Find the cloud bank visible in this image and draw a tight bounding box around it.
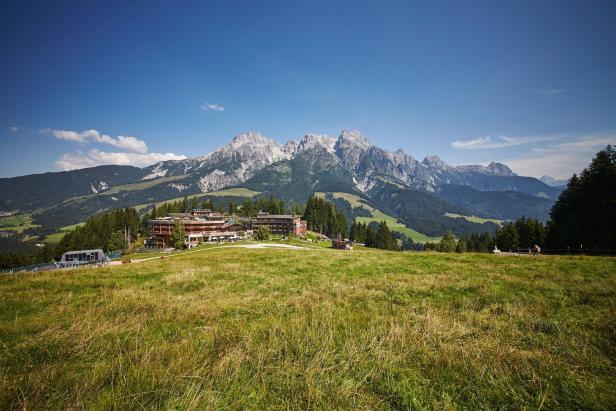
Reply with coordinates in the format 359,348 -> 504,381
503,135 -> 616,179
451,135 -> 552,150
55,149 -> 186,171
43,128 -> 186,171
43,128 -> 148,153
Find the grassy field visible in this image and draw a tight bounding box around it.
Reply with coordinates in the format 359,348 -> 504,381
357,210 -> 441,243
43,222 -> 86,244
1,247 -> 614,409
134,187 -> 261,212
204,187 -> 261,197
0,214 -> 40,233
445,212 -> 504,226
317,192 -> 440,243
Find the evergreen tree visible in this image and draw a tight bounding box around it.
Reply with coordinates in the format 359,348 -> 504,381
290,201 -> 304,216
240,199 -> 255,217
202,199 -> 213,210
546,146 -> 616,250
228,201 -> 237,215
363,221 -> 399,251
170,219 -> 185,249
496,222 -> 519,251
456,238 -> 467,253
180,195 -> 189,213
106,230 -> 126,251
438,231 -> 456,252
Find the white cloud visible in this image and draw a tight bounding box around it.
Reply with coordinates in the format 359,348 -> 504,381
451,135 -> 552,150
9,126 -> 18,132
42,128 -> 148,153
533,88 -> 566,96
55,149 -> 187,171
44,127 -> 186,171
504,135 -> 616,179
200,102 -> 225,112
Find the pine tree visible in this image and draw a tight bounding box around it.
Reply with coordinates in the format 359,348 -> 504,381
107,230 -> 126,252
180,195 -> 189,213
438,231 -> 456,252
170,219 -> 185,249
496,222 -> 519,251
546,146 -> 615,250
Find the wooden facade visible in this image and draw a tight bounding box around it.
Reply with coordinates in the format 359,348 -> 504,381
148,217 -> 246,248
250,212 -> 307,236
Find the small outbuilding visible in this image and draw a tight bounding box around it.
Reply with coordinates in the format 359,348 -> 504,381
332,239 -> 353,250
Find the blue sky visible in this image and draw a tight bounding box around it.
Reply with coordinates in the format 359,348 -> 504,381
1,0 -> 615,178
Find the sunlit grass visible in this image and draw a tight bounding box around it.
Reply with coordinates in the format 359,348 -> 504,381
0,214 -> 40,233
316,191 -> 440,242
445,212 -> 503,226
1,249 -> 614,409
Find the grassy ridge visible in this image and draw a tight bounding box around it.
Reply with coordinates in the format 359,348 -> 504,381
356,210 -> 440,243
134,187 -> 261,211
43,222 -> 86,244
0,214 -> 40,233
445,212 -> 503,226
317,191 -> 440,242
58,175 -> 190,205
1,249 -> 615,409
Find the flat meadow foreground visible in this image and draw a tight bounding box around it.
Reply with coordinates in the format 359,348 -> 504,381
1,247 -> 615,410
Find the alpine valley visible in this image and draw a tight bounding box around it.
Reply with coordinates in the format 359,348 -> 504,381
0,130 -> 562,242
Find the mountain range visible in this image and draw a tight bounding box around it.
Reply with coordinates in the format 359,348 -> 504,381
0,130 -> 563,241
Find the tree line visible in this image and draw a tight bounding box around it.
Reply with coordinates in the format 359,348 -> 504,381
545,145 -> 615,251
349,220 -> 399,251
303,196 -> 348,239
0,208 -> 142,269
422,216 -> 546,253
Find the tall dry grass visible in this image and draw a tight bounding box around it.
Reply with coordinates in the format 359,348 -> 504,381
1,247 -> 615,409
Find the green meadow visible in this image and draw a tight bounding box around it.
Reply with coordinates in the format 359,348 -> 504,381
1,246 -> 614,409
316,191 -> 440,242
0,214 -> 40,233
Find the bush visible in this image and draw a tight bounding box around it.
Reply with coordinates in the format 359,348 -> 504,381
438,231 -> 457,253
255,226 -> 271,241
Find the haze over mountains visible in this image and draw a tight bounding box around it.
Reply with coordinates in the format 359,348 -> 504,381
0,130 -> 563,239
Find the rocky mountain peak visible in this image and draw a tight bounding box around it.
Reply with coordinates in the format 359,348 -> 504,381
337,130 -> 371,149
282,139 -> 299,156
229,131 -> 271,147
540,175 -> 568,187
335,130 -> 372,170
487,162 -> 516,176
296,133 -> 336,154
212,131 -> 287,160
421,155 -> 450,172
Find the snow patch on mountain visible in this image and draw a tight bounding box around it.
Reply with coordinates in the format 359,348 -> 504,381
170,183 -> 189,192
143,163 -> 168,180
90,180 -> 109,194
